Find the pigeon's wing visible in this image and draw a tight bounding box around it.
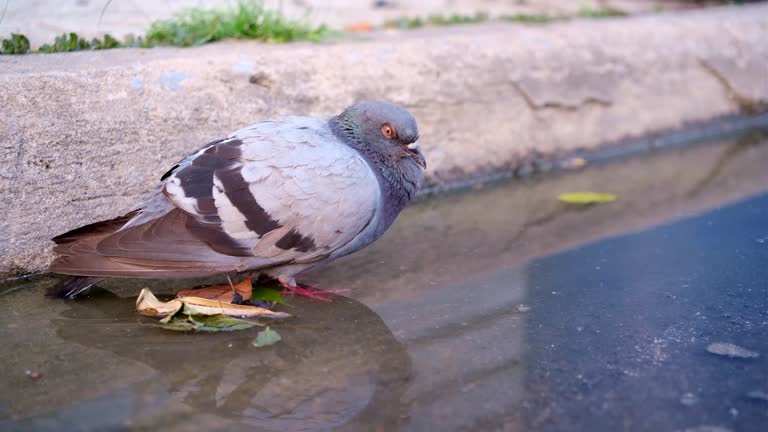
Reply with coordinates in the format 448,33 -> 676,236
50,206 -> 241,278
94,117 -> 380,268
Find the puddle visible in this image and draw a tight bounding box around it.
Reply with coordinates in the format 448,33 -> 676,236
1,129 -> 767,431
0,289 -> 411,431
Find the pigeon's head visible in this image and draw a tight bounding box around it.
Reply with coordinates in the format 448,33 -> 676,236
332,100 -> 426,170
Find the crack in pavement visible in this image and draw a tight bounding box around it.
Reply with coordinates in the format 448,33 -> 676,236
699,59 -> 767,115
511,81 -> 612,112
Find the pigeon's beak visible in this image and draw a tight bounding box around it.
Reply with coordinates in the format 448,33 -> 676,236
407,142 -> 427,169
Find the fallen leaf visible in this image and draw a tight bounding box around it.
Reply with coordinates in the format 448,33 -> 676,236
159,313 -> 178,324
137,288 -> 291,319
152,314 -> 256,332
151,315 -> 198,331
136,288 -> 183,317
558,192 -> 617,204
138,287 -> 290,332
253,327 -> 282,347
188,314 -> 257,332
180,296 -> 291,319
346,21 -> 374,32
177,276 -> 253,304
706,342 -> 759,359
251,286 -> 285,304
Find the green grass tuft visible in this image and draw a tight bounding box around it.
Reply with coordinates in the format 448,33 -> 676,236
143,0 -> 327,47
500,14 -> 554,24
36,33 -> 123,53
39,33 -> 85,53
1,33 -> 30,54
500,7 -> 627,25
384,12 -> 488,30
387,6 -> 628,31
384,17 -> 425,30
577,6 -> 627,19
91,34 -> 123,50
426,12 -> 488,26
0,0 -> 325,55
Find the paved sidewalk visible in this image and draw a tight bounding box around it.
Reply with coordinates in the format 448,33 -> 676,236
2,0 -> 695,47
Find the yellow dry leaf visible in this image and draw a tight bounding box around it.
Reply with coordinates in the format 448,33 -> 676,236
136,288 -> 183,317
180,296 -> 291,319
137,287 -> 291,323
176,276 -> 253,303
558,192 -> 617,204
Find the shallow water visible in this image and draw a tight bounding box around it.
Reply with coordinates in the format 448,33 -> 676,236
1,130 -> 768,431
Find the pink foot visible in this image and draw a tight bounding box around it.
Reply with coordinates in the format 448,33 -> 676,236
280,283 -> 349,303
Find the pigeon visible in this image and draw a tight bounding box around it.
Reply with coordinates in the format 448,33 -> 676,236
47,100 -> 426,299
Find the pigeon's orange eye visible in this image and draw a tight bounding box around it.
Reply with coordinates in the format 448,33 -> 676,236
381,124 -> 396,139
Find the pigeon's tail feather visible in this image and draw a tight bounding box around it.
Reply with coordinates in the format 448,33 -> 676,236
51,211 -> 140,245
46,276 -> 104,299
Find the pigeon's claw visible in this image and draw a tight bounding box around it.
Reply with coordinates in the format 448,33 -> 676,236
277,278 -> 348,303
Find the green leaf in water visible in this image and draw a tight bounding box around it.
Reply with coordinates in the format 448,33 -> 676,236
150,315 -> 198,331
251,286 -> 285,304
252,326 -> 282,347
558,192 -> 617,204
153,314 -> 256,332
188,314 -> 257,331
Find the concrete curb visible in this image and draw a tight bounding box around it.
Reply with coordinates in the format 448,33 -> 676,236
1,5 -> 767,273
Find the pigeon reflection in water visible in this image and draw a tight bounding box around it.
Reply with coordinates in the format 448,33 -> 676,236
53,288 -> 412,430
